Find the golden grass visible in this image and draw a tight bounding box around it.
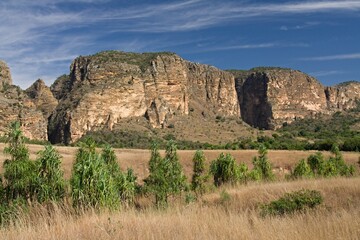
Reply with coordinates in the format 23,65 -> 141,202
0,143 -> 358,181
0,177 -> 359,240
0,143 -> 358,239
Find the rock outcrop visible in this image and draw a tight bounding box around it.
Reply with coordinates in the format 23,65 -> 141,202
0,60 -> 49,140
0,60 -> 12,90
2,54 -> 359,143
50,74 -> 71,100
0,85 -> 48,140
48,51 -> 239,144
325,81 -> 360,111
233,68 -> 360,129
25,79 -> 58,118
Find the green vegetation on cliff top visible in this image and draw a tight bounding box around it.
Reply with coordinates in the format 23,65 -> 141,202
87,50 -> 176,71
336,81 -> 360,87
227,67 -> 293,77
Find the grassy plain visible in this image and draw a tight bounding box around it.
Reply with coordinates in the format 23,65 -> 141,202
0,143 -> 358,180
0,143 -> 359,239
0,177 -> 359,239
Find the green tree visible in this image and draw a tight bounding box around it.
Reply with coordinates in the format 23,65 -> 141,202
191,150 -> 208,195
210,153 -> 239,186
148,142 -> 162,173
144,141 -> 187,207
119,168 -> 137,205
70,140 -> 119,210
35,145 -> 66,203
101,145 -> 137,206
2,122 -> 37,201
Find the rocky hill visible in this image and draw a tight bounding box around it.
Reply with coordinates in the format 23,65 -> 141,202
0,53 -> 359,145
231,68 -> 360,130
0,60 -> 12,89
0,61 -> 48,140
325,81 -> 360,111
48,53 -> 359,144
25,79 -> 58,119
48,51 -> 239,144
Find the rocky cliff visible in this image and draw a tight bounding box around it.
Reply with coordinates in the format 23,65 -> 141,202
25,79 -> 58,118
232,68 -> 360,129
0,60 -> 49,140
0,60 -> 12,90
0,86 -> 48,140
48,51 -> 239,144
325,81 -> 360,111
1,54 -> 359,143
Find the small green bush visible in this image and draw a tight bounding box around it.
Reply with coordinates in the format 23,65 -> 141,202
250,145 -> 274,181
307,152 -> 325,175
210,152 -> 250,186
299,148 -> 356,178
261,189 -> 323,216
291,159 -> 313,179
236,162 -> 249,183
210,153 -> 238,186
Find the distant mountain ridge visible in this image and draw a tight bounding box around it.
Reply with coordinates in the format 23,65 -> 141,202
0,52 -> 359,144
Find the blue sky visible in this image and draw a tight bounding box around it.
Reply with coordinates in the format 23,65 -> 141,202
1,0 -> 360,88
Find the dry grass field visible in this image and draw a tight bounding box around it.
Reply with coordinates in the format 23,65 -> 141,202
0,143 -> 358,181
0,177 -> 359,240
0,143 -> 359,239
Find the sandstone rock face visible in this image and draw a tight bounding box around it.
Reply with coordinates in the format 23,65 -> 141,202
48,51 -> 239,144
0,60 -> 12,90
25,79 -> 58,118
0,60 -> 47,140
0,85 -> 48,140
50,74 -> 71,100
325,81 -> 360,111
187,63 -> 239,116
234,68 -> 359,130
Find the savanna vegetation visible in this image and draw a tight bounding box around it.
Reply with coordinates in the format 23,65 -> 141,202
75,106 -> 360,152
0,122 -> 359,239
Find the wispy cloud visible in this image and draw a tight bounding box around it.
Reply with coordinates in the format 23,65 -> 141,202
301,53 -> 360,61
193,42 -> 309,53
102,1 -> 360,32
1,0 -> 360,88
310,70 -> 344,77
280,22 -> 320,31
211,43 -> 277,50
